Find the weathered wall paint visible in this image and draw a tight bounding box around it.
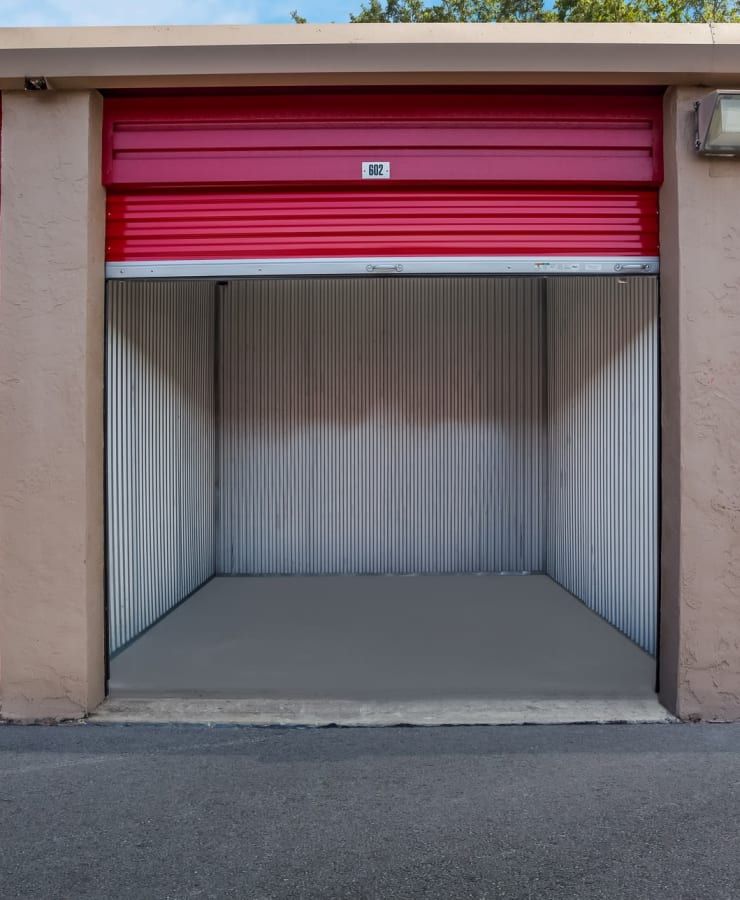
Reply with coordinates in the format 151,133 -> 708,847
0,92 -> 106,720
660,87 -> 740,721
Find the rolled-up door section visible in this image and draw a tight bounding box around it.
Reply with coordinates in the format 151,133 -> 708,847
103,90 -> 661,276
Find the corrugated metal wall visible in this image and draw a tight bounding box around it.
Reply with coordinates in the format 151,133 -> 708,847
546,276 -> 659,653
106,281 -> 215,653
218,277 -> 546,575
105,274 -> 658,656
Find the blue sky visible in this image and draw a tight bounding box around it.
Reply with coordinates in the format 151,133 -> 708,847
0,0 -> 356,27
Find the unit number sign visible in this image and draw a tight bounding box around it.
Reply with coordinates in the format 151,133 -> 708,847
362,161 -> 391,179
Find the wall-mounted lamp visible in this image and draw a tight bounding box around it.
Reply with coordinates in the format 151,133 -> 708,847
24,76 -> 51,91
695,90 -> 740,156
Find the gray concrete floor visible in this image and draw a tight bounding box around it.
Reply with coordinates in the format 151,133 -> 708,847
109,575 -> 656,701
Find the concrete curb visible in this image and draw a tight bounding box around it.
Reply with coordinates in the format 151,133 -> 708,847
91,697 -> 676,726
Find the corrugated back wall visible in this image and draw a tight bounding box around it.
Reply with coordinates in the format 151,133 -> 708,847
218,277 -> 546,575
546,276 -> 658,653
106,281 -> 215,653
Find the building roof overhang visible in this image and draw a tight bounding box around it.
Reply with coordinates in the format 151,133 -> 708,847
1,23 -> 739,91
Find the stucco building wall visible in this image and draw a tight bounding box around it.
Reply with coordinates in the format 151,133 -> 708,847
0,91 -> 106,720
660,87 -> 740,721
0,26 -> 739,720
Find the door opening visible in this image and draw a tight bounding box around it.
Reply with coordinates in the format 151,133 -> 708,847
105,275 -> 658,703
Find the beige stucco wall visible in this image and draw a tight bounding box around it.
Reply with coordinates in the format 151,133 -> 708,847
0,91 -> 106,720
660,87 -> 740,721
1,75 -> 738,721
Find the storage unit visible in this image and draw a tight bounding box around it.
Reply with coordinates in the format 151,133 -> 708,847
104,89 -> 660,697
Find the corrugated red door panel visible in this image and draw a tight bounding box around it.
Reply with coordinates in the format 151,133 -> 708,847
104,92 -> 663,188
106,188 -> 659,261
104,91 -> 661,262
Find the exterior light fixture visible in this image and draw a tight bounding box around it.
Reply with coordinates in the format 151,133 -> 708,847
695,90 -> 740,156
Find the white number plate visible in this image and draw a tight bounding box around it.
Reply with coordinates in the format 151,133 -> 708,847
362,161 -> 391,179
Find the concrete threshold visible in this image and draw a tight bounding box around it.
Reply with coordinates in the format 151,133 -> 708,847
91,697 -> 675,727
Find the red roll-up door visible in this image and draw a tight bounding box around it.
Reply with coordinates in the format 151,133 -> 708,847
103,90 -> 662,274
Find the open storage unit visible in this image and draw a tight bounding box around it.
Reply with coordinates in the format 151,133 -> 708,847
103,89 -> 660,701
106,274 -> 658,699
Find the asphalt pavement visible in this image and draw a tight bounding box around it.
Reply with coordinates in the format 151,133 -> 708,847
1,722 -> 739,900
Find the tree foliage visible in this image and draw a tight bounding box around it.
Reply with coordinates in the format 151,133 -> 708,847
346,0 -> 547,20
553,0 -> 739,20
292,0 -> 739,22
349,0 -> 553,21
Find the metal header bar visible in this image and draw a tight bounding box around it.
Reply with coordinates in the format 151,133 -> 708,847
106,256 -> 659,279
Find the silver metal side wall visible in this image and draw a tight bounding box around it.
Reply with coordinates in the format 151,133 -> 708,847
546,276 -> 659,654
217,277 -> 546,575
106,281 -> 215,653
